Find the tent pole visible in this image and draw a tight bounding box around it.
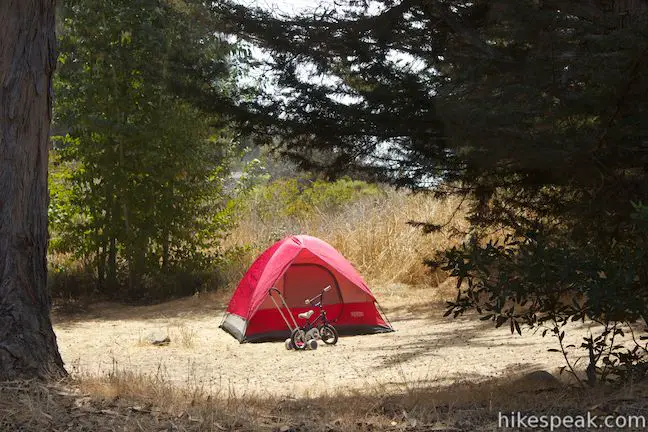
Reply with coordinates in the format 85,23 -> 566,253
375,300 -> 395,330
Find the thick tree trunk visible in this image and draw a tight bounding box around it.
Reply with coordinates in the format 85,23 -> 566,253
0,0 -> 66,379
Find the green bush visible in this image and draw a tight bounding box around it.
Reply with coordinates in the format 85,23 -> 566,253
239,176 -> 382,220
442,200 -> 648,386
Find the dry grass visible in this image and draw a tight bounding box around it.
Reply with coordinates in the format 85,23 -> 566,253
176,324 -> 197,349
4,372 -> 648,431
222,189 -> 469,288
47,186 -> 469,299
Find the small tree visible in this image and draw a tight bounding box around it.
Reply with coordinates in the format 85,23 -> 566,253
51,0 -> 237,298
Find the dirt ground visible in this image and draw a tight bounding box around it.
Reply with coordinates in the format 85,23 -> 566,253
52,284 -> 596,398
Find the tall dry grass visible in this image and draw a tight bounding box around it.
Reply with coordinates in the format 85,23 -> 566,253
221,188 -> 469,288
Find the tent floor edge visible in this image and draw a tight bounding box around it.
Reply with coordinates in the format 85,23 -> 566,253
220,313 -> 248,342
243,324 -> 393,343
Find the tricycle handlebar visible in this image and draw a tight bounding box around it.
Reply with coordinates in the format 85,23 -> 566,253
305,285 -> 333,305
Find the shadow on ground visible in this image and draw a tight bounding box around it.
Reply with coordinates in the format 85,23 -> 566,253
52,288 -> 445,327
52,292 -> 228,327
5,371 -> 647,432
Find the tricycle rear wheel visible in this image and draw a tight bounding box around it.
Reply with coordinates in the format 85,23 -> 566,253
319,324 -> 338,345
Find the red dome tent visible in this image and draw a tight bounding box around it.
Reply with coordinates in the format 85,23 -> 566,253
220,235 -> 393,342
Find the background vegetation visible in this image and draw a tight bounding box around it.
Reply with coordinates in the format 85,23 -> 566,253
49,0 -> 238,301
221,175 -> 468,287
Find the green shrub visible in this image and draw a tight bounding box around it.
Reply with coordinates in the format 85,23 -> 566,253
239,176 -> 382,220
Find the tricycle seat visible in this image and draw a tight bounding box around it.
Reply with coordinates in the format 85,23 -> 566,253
298,310 -> 315,320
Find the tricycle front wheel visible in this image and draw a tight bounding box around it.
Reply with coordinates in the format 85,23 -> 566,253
290,328 -> 307,350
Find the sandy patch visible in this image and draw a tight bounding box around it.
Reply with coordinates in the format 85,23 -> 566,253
53,287 -> 598,397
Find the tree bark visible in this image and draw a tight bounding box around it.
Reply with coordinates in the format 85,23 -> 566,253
97,232 -> 106,292
0,0 -> 66,379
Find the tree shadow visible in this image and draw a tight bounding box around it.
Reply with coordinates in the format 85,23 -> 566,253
264,367 -> 593,432
52,292 -> 228,327
362,308 -> 555,368
382,299 -> 453,322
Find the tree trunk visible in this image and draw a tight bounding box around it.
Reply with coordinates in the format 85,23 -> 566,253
106,193 -> 118,290
107,233 -> 118,289
161,231 -> 170,272
0,0 -> 66,379
97,235 -> 106,293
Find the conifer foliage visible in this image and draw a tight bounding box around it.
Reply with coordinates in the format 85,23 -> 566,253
214,0 -> 648,382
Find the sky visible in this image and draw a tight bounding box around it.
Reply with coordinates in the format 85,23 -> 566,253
238,0 -> 332,15
231,1 -> 433,184
232,0 -> 423,97
238,0 -> 388,19
231,0 -> 345,98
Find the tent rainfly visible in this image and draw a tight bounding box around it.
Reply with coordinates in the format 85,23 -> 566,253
220,235 -> 393,342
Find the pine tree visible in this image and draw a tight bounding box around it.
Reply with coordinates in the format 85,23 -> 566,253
213,0 -> 648,380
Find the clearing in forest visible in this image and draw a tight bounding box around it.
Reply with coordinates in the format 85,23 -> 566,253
53,284 -> 589,397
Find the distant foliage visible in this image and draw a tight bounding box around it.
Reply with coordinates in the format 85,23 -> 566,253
240,176 -> 382,220
222,177 -> 465,287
